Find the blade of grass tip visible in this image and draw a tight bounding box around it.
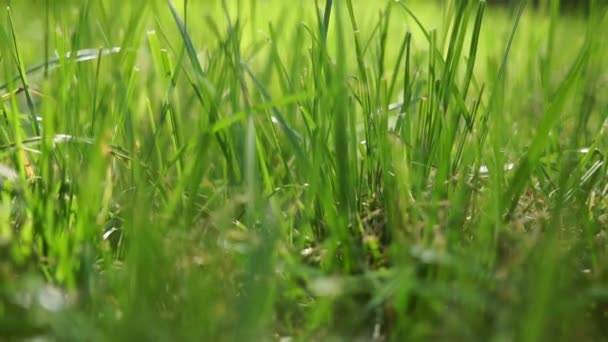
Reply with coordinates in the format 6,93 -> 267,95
70,0 -> 92,52
267,22 -> 293,96
490,0 -> 527,95
395,2 -> 465,102
375,7 -> 391,103
240,62 -> 307,161
166,0 -> 216,99
433,1 -> 472,194
450,1 -> 486,173
463,0 -> 524,213
7,6 -> 40,136
167,0 -> 237,179
360,17 -> 383,57
114,55 -> 140,154
322,0 -> 333,44
504,37 -> 591,218
397,32 -> 412,130
224,12 -> 260,219
461,0 -> 485,100
439,0 -> 469,109
345,0 -> 375,187
454,86 -> 485,173
395,2 -> 432,41
141,20 -> 187,173
422,29 -> 437,171
386,30 -> 410,106
345,0 -> 368,86
144,31 -> 181,173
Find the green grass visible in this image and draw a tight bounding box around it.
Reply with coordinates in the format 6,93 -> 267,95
0,0 -> 607,340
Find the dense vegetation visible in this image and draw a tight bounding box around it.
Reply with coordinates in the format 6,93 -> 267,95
0,0 -> 607,340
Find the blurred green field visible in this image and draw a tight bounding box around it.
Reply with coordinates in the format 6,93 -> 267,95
0,0 -> 607,341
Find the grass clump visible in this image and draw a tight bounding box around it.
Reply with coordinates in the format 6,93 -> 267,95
0,0 -> 608,340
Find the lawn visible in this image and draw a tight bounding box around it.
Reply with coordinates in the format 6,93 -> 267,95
1,0 -> 608,340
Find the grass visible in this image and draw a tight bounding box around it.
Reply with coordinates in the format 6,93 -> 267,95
0,0 -> 607,340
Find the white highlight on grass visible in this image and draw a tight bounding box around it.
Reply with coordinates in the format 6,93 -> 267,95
478,162 -> 515,175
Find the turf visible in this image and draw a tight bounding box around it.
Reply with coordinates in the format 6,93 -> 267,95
0,0 -> 607,340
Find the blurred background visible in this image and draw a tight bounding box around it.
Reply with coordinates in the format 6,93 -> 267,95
452,0 -> 606,13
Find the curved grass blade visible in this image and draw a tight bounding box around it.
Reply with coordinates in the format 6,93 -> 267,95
240,62 -> 306,158
504,34 -> 591,219
0,47 -> 121,92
